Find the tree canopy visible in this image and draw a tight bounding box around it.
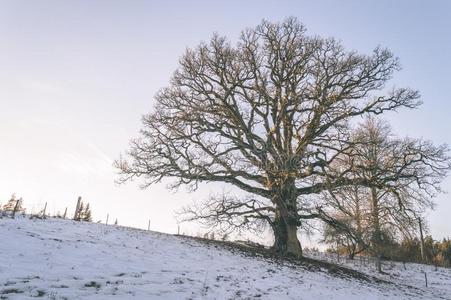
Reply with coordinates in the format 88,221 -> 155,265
116,18 -> 449,257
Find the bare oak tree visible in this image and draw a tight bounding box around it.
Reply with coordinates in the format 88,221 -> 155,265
116,18 -> 422,257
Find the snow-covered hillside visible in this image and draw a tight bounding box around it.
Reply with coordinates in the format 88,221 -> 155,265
0,217 -> 449,299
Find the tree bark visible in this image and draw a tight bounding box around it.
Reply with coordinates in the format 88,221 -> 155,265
419,217 -> 425,262
370,186 -> 383,272
273,212 -> 302,257
272,182 -> 303,257
272,178 -> 302,258
371,186 -> 382,249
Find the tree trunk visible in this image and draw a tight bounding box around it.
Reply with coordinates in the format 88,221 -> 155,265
270,179 -> 302,257
347,242 -> 356,259
370,186 -> 383,273
273,213 -> 302,257
371,187 -> 382,248
419,218 -> 425,262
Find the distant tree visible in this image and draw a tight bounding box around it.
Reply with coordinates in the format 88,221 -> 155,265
2,194 -> 26,215
76,202 -> 84,221
81,203 -> 92,222
74,201 -> 92,222
366,235 -> 451,267
2,194 -> 16,211
322,117 -> 450,266
436,238 -> 451,267
116,18 -> 427,257
398,237 -> 422,262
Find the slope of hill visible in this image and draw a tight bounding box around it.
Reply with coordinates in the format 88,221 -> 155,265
0,217 -> 449,299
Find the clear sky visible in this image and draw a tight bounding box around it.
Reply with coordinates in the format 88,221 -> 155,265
1,0 -> 450,243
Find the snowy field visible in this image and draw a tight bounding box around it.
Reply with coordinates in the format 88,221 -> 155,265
0,217 -> 450,299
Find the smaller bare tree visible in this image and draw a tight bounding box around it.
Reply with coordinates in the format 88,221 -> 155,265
321,117 -> 450,266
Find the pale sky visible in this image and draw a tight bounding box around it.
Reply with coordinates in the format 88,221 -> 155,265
1,0 -> 450,244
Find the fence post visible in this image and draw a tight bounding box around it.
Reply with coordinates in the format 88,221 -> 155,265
63,207 -> 67,219
106,213 -> 109,225
73,196 -> 81,220
148,219 -> 150,231
377,255 -> 382,273
424,272 -> 428,287
12,199 -> 20,218
42,202 -> 47,218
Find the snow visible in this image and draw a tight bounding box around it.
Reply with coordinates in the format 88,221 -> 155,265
306,250 -> 451,299
0,217 -> 449,299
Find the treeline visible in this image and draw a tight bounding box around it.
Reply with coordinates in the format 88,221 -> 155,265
327,234 -> 451,268
394,236 -> 451,267
0,194 -> 92,222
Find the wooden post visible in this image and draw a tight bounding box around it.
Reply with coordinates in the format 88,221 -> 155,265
73,196 -> 82,220
336,241 -> 340,263
114,218 -> 118,225
424,272 -> 428,287
12,199 -> 20,218
106,213 -> 109,225
419,218 -> 425,262
376,255 -> 382,273
63,207 -> 67,219
42,202 -> 47,218
147,219 -> 150,231
177,225 -> 180,235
